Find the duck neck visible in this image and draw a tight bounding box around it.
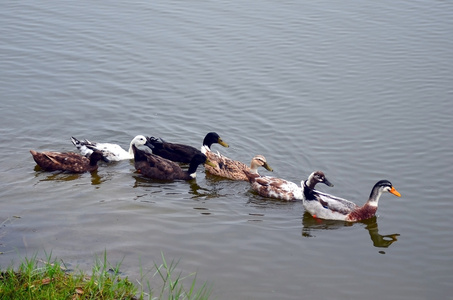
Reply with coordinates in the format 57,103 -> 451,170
187,161 -> 201,178
200,145 -> 210,154
89,156 -> 100,166
202,135 -> 214,150
304,173 -> 318,189
128,141 -> 135,157
249,162 -> 259,174
367,187 -> 384,207
132,144 -> 146,161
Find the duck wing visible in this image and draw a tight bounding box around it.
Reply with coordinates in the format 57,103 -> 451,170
148,137 -> 200,163
87,142 -> 128,161
38,151 -> 82,165
135,150 -> 186,180
205,152 -> 249,180
310,190 -> 358,215
255,176 -> 298,191
145,153 -> 180,172
252,176 -> 302,201
31,151 -> 90,173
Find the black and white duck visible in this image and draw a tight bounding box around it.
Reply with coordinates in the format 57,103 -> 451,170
71,135 -> 148,162
303,177 -> 401,222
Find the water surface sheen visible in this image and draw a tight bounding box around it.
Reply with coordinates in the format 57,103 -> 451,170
1,1 -> 452,299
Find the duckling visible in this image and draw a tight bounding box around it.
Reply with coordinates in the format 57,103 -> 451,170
30,149 -> 104,173
206,154 -> 273,181
71,135 -> 148,162
132,137 -> 216,181
244,170 -> 333,201
303,178 -> 401,222
147,132 -> 229,164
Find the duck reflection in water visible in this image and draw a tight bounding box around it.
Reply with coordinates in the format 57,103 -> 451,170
33,165 -> 106,187
188,180 -> 217,199
302,213 -> 400,248
33,165 -> 82,182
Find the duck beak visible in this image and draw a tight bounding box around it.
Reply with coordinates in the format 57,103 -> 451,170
263,162 -> 273,172
323,178 -> 334,187
218,138 -> 229,148
205,158 -> 217,168
390,186 -> 401,197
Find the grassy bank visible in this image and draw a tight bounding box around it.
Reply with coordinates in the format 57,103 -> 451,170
0,252 -> 211,300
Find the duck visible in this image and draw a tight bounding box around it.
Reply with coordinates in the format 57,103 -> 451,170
132,137 -> 216,181
147,132 -> 229,164
244,170 -> 333,201
206,154 -> 273,181
244,171 -> 333,201
70,135 -> 148,162
30,149 -> 104,173
303,178 -> 401,222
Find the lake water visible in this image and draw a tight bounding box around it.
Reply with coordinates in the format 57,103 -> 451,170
1,1 -> 452,299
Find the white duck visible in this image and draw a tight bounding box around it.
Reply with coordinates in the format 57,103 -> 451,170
71,135 -> 148,162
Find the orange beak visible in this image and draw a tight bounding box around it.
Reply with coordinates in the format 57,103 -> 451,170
390,186 -> 401,197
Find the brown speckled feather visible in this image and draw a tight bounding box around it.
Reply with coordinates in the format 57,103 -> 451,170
30,150 -> 102,173
204,151 -> 250,180
244,170 -> 302,201
205,152 -> 272,181
135,152 -> 190,180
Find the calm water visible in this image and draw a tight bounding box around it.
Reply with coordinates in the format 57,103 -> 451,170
1,1 -> 452,299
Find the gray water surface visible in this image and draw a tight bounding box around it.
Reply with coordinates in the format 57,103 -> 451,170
1,1 -> 452,299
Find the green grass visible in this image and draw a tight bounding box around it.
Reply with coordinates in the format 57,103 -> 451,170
0,251 -> 212,300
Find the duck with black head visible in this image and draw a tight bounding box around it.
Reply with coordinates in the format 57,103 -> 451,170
147,132 -> 229,164
132,136 -> 216,181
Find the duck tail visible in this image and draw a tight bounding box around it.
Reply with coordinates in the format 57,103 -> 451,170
147,136 -> 164,149
70,137 -> 82,149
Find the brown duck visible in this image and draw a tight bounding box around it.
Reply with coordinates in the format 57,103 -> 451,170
205,154 -> 273,181
30,149 -> 104,173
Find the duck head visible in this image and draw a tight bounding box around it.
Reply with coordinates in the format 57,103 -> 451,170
370,180 -> 401,198
203,132 -> 229,149
251,155 -> 273,173
131,135 -> 153,149
305,171 -> 334,189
